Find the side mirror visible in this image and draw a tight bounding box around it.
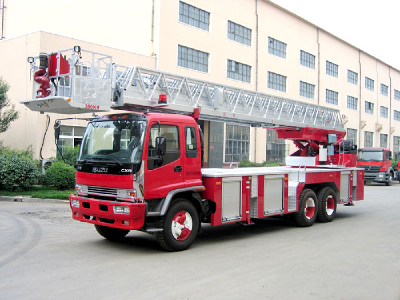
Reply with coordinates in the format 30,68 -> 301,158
156,136 -> 166,156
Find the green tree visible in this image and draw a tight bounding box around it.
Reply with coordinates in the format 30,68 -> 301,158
0,77 -> 19,133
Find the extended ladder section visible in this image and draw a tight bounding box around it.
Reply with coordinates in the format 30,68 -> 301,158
22,47 -> 344,132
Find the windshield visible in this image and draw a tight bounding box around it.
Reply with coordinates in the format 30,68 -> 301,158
357,150 -> 384,161
79,119 -> 146,164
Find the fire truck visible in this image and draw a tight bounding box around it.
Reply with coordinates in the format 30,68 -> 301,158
357,147 -> 395,185
22,47 -> 364,251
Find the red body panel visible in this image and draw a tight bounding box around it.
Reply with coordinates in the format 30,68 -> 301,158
203,174 -> 290,226
49,53 -> 70,77
70,195 -> 146,230
275,127 -> 346,143
76,172 -> 133,189
357,160 -> 391,172
356,170 -> 364,200
142,115 -> 202,199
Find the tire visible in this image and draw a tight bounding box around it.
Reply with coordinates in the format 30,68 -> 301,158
293,189 -> 318,227
385,173 -> 393,186
316,187 -> 337,223
94,225 -> 130,241
156,199 -> 199,251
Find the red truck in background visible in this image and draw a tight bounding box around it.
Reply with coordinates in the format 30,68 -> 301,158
357,148 -> 398,185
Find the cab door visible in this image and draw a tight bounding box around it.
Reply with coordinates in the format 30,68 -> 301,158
144,123 -> 184,199
183,125 -> 202,187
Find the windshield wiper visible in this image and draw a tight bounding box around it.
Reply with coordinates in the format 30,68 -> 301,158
89,156 -> 122,166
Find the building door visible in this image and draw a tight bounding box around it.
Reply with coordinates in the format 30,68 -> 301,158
208,121 -> 224,168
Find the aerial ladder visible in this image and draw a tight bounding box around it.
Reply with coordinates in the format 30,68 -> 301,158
23,47 -> 350,166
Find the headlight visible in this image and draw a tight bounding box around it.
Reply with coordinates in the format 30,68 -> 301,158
71,199 -> 80,208
113,206 -> 130,215
75,184 -> 88,196
117,189 -> 136,200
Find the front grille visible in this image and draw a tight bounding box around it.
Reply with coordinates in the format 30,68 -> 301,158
88,186 -> 118,197
360,166 -> 381,173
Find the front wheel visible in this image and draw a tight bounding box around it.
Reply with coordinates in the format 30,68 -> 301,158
94,225 -> 130,241
385,173 -> 393,186
317,187 -> 337,222
293,189 -> 318,227
156,199 -> 199,251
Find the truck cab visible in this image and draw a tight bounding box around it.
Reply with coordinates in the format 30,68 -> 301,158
70,112 -> 208,250
357,147 -> 394,185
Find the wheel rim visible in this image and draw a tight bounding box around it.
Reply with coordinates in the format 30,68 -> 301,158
326,195 -> 335,216
171,210 -> 193,241
304,197 -> 316,219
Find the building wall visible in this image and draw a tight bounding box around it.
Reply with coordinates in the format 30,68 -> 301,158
2,0 -> 156,56
1,0 -> 400,162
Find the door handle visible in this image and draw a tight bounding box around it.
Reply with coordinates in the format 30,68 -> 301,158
174,166 -> 182,172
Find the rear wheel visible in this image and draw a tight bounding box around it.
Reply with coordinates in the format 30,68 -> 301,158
156,199 -> 199,251
94,225 -> 130,241
317,187 -> 337,222
293,189 -> 318,227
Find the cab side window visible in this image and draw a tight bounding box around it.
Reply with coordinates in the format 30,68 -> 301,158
148,124 -> 180,170
185,126 -> 197,158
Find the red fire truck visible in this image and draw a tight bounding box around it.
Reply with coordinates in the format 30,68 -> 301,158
357,148 -> 395,185
23,47 -> 364,251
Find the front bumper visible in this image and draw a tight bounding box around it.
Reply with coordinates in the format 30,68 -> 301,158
70,195 -> 146,230
364,172 -> 389,182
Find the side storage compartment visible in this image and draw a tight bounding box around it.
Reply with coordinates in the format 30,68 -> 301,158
221,177 -> 242,222
340,171 -> 351,203
263,175 -> 284,216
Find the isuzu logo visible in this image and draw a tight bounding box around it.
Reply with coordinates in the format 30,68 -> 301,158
92,167 -> 108,173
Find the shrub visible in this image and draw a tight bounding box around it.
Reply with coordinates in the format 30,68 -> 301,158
239,159 -> 281,168
45,161 -> 76,190
0,147 -> 40,191
56,146 -> 80,166
392,158 -> 399,171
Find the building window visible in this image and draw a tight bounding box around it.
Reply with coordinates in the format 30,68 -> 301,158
268,37 -> 286,59
365,101 -> 374,114
347,128 -> 357,146
394,110 -> 400,121
299,81 -> 315,99
179,1 -> 210,31
268,72 -> 286,92
225,124 -> 250,163
394,136 -> 400,157
326,89 -> 338,105
381,84 -> 388,96
364,131 -> 373,147
57,125 -> 85,157
266,129 -> 288,164
227,60 -> 251,83
300,50 -> 315,69
365,77 -> 374,91
348,70 -> 358,85
347,96 -> 358,110
178,45 -> 209,73
326,61 -> 338,77
380,106 -> 388,118
394,89 -> 400,100
228,21 -> 251,46
380,134 -> 388,148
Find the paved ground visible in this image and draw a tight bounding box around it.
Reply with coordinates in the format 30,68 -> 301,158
0,182 -> 400,300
